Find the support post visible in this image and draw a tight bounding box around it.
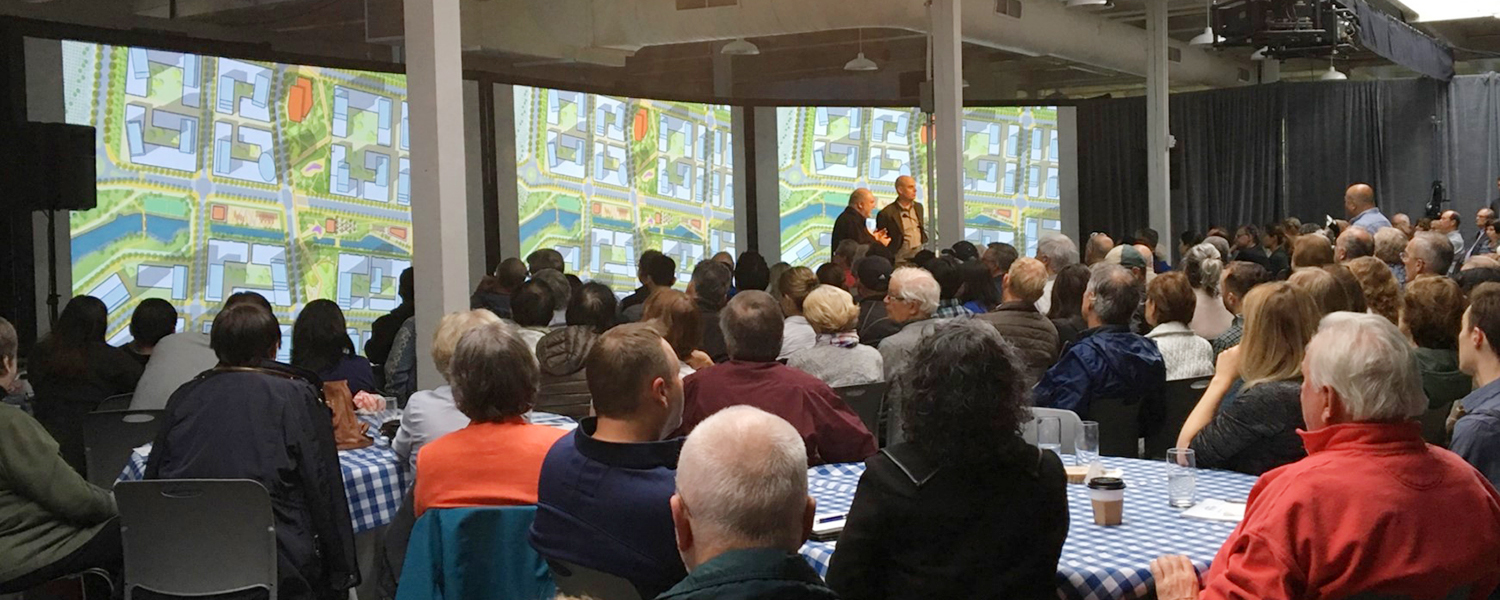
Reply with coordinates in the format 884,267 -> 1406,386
1145,0 -> 1172,259
931,0 -> 964,250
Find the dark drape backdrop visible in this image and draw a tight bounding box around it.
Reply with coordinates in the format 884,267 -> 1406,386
1170,86 -> 1284,235
1282,81 -> 1385,223
1446,74 -> 1500,214
1075,97 -> 1147,238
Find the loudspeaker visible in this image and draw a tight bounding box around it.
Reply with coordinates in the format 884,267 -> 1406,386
17,122 -> 96,211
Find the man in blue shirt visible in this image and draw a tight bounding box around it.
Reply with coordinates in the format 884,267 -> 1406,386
1454,283 -> 1500,485
530,323 -> 687,598
1344,183 -> 1391,232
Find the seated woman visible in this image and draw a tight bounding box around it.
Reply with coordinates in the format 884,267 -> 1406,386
413,322 -> 568,515
1144,272 -> 1214,381
392,309 -> 503,472
641,289 -> 713,379
1400,277 -> 1471,446
535,282 -> 617,418
787,285 -> 884,388
30,295 -> 143,474
1183,243 -> 1233,340
825,320 -> 1067,600
292,299 -> 378,394
777,266 -> 820,360
1046,263 -> 1091,347
1177,282 -> 1320,475
956,261 -> 1002,315
0,317 -> 122,596
147,303 -> 357,600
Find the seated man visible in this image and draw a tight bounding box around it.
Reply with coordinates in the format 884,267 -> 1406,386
660,406 -> 835,600
1034,263 -> 1166,421
531,323 -> 687,599
1152,313 -> 1500,600
977,256 -> 1059,387
675,291 -> 875,466
0,317 -> 121,595
146,302 -> 357,600
131,291 -> 283,410
1453,283 -> 1500,485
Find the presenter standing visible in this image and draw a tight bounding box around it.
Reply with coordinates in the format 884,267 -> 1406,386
831,188 -> 892,261
876,175 -> 928,266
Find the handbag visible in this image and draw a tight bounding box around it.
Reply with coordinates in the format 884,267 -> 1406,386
324,380 -> 372,450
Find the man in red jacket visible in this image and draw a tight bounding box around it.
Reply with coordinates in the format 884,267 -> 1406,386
1152,312 -> 1500,600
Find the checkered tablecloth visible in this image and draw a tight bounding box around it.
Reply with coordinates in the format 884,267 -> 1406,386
801,456 -> 1259,600
526,411 -> 579,430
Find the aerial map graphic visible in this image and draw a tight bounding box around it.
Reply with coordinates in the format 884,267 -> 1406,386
515,86 -> 735,294
777,106 -> 1063,268
63,41 -> 412,353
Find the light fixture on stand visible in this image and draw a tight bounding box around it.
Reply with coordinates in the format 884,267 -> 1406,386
844,28 -> 879,72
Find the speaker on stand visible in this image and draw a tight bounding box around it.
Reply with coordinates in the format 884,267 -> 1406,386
18,122 -> 96,325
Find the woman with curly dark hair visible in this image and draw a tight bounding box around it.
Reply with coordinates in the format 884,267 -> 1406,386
825,319 -> 1068,600
292,299 -> 378,394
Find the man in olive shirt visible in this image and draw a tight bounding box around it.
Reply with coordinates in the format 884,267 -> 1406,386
875,175 -> 927,265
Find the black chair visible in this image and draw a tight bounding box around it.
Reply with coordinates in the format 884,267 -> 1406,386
1144,377 -> 1213,460
84,409 -> 165,488
833,382 -> 888,444
96,393 -> 133,413
116,480 -> 277,600
1091,397 -> 1142,458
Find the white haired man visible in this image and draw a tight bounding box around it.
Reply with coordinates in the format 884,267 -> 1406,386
878,267 -> 943,445
660,406 -> 834,600
1403,231 -> 1456,281
1152,312 -> 1500,600
1034,234 -> 1079,315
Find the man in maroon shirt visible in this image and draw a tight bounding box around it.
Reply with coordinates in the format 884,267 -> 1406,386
675,291 -> 877,466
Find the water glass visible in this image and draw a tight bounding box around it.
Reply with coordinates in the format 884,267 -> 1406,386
1037,416 -> 1062,460
1166,448 -> 1197,508
1076,421 -> 1100,467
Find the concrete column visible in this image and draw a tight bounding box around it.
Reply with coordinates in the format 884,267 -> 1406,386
405,0 -> 472,388
731,106 -> 750,258
931,0 -> 964,249
1145,0 -> 1172,258
753,106 -> 780,259
463,80 -> 487,284
1058,107 -> 1080,242
494,84 -> 520,261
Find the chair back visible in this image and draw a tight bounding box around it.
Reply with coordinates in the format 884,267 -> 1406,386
84,409 -> 165,488
834,381 -> 888,442
548,559 -> 642,600
1144,377 -> 1212,459
1092,397 -> 1142,458
1021,407 -> 1083,454
97,393 -> 133,412
1420,401 -> 1456,448
397,507 -> 555,600
115,479 -> 276,600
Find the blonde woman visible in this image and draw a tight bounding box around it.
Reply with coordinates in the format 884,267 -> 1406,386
777,266 -> 820,360
786,285 -> 884,388
392,309 -> 503,471
642,288 -> 714,379
1176,282 -> 1321,474
1183,243 -> 1233,339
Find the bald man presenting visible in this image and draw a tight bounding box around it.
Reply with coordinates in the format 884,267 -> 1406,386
830,188 -> 892,261
875,175 -> 928,264
1345,183 -> 1391,233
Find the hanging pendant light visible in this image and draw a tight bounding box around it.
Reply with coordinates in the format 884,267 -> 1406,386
1319,65 -> 1348,80
845,29 -> 879,72
721,38 -> 760,56
1190,0 -> 1221,46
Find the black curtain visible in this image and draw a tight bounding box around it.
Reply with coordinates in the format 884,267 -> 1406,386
1446,74 -> 1500,215
1076,97 -> 1148,240
1169,86 -> 1284,235
1281,80 -> 1385,224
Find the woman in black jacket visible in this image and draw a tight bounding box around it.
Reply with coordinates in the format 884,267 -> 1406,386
30,295 -> 143,474
825,320 -> 1068,600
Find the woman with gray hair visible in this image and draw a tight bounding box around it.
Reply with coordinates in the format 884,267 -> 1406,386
826,319 -> 1067,599
787,285 -> 883,388
392,309 -> 503,471
1184,242 -> 1234,340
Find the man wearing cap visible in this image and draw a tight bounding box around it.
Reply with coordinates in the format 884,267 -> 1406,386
853,256 -> 900,347
831,189 -> 892,261
1106,245 -> 1151,334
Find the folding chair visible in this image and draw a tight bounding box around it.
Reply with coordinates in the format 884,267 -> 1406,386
833,381 -> 889,443
115,480 -> 277,600
1145,376 -> 1212,459
84,409 -> 164,487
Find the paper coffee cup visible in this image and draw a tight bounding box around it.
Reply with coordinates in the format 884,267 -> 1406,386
1087,477 -> 1126,526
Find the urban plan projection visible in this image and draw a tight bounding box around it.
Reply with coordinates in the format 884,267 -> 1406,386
63,41 -> 412,354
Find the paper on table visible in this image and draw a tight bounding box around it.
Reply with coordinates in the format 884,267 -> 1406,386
1179,499 -> 1246,523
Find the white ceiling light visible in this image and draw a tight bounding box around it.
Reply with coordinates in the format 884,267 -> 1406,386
1250,47 -> 1268,60
1398,0 -> 1500,23
721,38 -> 760,56
845,29 -> 879,72
1189,26 -> 1222,46
1064,0 -> 1113,9
1319,65 -> 1348,80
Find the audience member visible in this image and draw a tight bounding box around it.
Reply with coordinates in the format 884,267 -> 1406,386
1207,226 -> 1232,243
1405,231 -> 1455,280
978,257 -> 1059,387
825,320 -> 1067,600
1458,265 -> 1500,295
688,260 -> 734,363
660,406 -> 834,600
643,288 -> 713,378
879,267 -> 944,444
831,188 -> 892,260
767,262 -> 791,299
367,267 -> 414,366
533,269 -> 572,327
1373,226 -> 1409,286
1183,243 -> 1233,340
1344,182 -> 1391,232
413,322 -> 568,514
1399,277 -> 1470,446
120,298 -> 176,366
950,240 -> 980,263
392,309 -> 502,472
471,257 -> 528,320
1230,225 -> 1271,270
1391,212 -> 1412,234
383,314 -> 418,405
30,295 -> 143,473
147,302 -> 357,599
1288,268 -> 1352,317
853,256 -> 901,347
1034,234 -> 1079,315
981,242 -> 1019,296
619,250 -> 675,321
1084,233 -> 1114,266
787,285 -> 883,388
1145,272 -> 1214,381
1464,206 -> 1498,264
1291,234 -> 1335,270
1034,264 -> 1166,424
875,175 -> 927,265
1177,283 -> 1318,474
777,266 -> 820,360
0,317 -> 121,596
1454,283 -> 1500,483
1203,236 -> 1232,268
1345,257 -> 1400,324
1177,230 -> 1205,266
925,256 -> 972,319
131,291 -> 269,410
815,261 -> 848,291
956,260 -> 1001,315
1261,227 -> 1290,278
1211,262 -> 1270,359
1153,313 -> 1500,600
531,324 -> 687,599
1136,227 -> 1171,273
735,251 -> 771,293
1324,264 -> 1369,314
512,279 -> 557,351
831,240 -> 866,287
1046,263 -> 1091,347
292,299 -> 378,394
527,248 -> 565,275
675,291 -> 876,465
712,251 -> 736,273
1435,209 -> 1466,259
1334,226 -> 1374,263
1467,255 -> 1500,272
1106,244 -> 1152,332
535,282 -> 617,418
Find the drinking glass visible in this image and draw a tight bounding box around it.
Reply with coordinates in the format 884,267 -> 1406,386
1076,421 -> 1100,467
1037,417 -> 1062,460
1166,448 -> 1197,508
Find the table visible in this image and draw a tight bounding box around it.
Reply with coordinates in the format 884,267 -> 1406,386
799,456 -> 1259,600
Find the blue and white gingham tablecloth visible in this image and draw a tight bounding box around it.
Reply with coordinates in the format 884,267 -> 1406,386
800,456 -> 1259,600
